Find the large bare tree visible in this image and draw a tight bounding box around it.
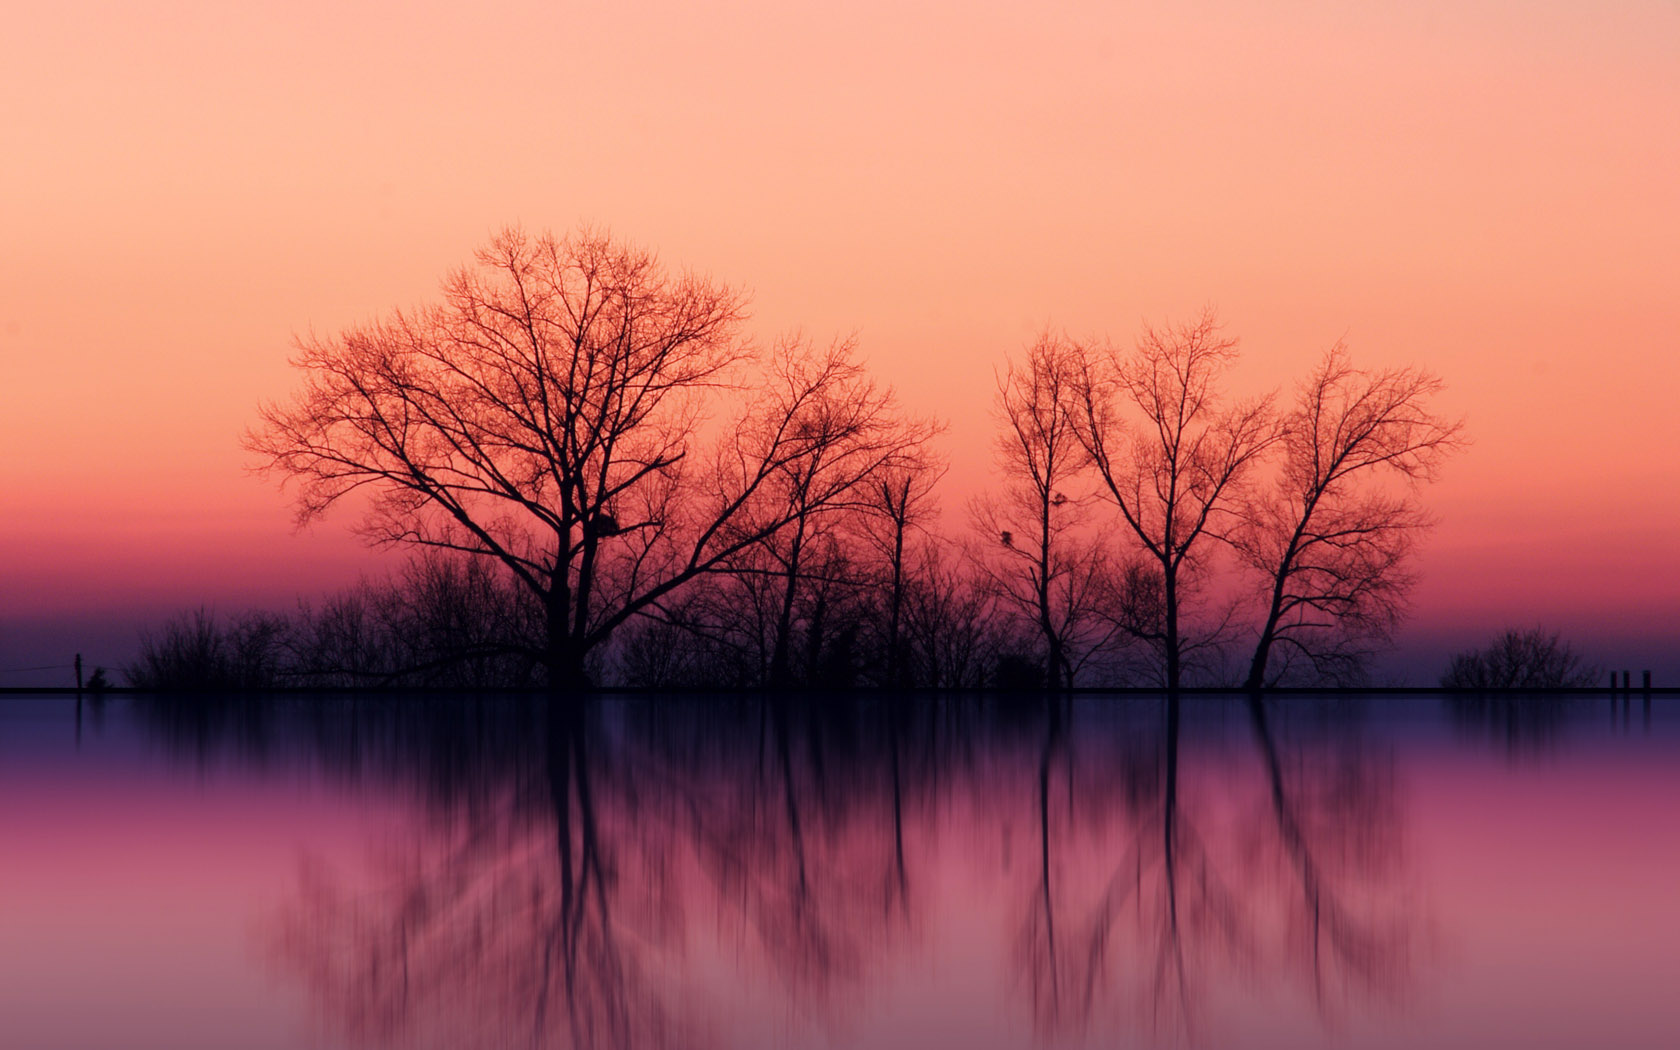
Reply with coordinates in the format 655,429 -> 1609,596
974,333 -> 1119,690
1235,346 -> 1464,688
1072,313 -> 1278,692
250,228 -> 919,687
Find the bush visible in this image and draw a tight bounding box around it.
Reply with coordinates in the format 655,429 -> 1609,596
1440,628 -> 1598,689
125,608 -> 290,690
127,554 -> 544,691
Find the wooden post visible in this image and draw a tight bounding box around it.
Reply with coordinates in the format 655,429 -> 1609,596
75,653 -> 84,693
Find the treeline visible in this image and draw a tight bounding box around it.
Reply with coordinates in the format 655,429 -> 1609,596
127,545 -> 1064,690
135,226 -> 1474,691
127,557 -> 542,689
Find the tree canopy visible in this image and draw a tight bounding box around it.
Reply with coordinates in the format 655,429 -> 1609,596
250,227 -> 928,686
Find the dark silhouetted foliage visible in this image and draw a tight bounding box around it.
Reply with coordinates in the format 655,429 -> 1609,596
1235,345 -> 1463,688
126,608 -> 291,690
250,228 -> 931,686
126,554 -> 543,689
1439,628 -> 1598,689
215,229 -> 1501,690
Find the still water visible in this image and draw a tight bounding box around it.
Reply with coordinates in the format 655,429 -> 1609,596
2,692 -> 1677,1050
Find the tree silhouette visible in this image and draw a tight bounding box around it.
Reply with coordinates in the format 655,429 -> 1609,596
898,543 -> 1009,688
250,229 -> 920,686
859,454 -> 945,688
126,607 -> 290,690
724,342 -> 936,687
1440,627 -> 1598,688
1072,313 -> 1279,692
974,333 -> 1122,690
1234,345 -> 1464,687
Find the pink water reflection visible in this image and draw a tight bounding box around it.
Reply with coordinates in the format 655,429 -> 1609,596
3,695 -> 1678,1049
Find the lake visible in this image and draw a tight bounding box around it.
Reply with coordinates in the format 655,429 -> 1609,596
3,691 -> 1676,1049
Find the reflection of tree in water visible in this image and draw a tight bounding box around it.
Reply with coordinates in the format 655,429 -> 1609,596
1015,695 -> 1421,1045
1012,698 -> 1245,1044
268,700 -> 694,1049
1445,692 -> 1592,756
671,698 -> 924,1007
1245,698 -> 1416,1016
260,696 -> 935,1049
126,692 -> 1427,1048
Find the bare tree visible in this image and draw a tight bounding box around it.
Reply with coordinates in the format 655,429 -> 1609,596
974,333 -> 1120,690
729,342 -> 934,687
1235,346 -> 1464,688
125,608 -> 291,690
627,341 -> 934,688
250,229 -> 918,687
859,454 -> 946,687
1073,313 -> 1279,692
900,541 -> 1009,688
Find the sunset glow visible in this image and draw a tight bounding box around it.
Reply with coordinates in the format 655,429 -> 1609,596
3,0 -> 1677,681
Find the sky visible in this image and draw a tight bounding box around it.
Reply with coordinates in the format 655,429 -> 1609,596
3,0 -> 1677,684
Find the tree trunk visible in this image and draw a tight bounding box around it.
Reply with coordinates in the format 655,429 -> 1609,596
1164,568 -> 1181,695
887,520 -> 905,689
769,526 -> 806,688
545,589 -> 591,690
1245,629 -> 1275,692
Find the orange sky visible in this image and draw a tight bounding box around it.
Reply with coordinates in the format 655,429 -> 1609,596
3,0 -> 1677,681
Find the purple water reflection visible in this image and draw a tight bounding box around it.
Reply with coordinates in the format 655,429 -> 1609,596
3,693 -> 1677,1049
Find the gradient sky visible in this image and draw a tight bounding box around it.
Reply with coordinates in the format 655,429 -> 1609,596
3,0 -> 1677,683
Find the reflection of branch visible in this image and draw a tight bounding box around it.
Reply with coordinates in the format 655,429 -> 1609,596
1140,732 -> 1251,1043
1444,693 -> 1586,756
246,694 -> 1422,1049
667,699 -> 917,1026
888,711 -> 909,907
1015,696 -> 1418,1045
268,701 -> 691,1050
1156,693 -> 1193,1034
1247,695 -> 1415,1015
1020,713 -> 1062,1016
1015,698 -> 1250,1043
545,700 -> 634,1048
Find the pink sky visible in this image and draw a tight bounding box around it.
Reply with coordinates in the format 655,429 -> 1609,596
3,1 -> 1677,681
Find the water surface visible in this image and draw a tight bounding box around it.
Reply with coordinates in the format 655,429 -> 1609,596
3,692 -> 1676,1049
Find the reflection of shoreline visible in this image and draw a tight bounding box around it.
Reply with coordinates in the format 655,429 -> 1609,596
126,694 -> 1429,1049
1443,693 -> 1605,756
